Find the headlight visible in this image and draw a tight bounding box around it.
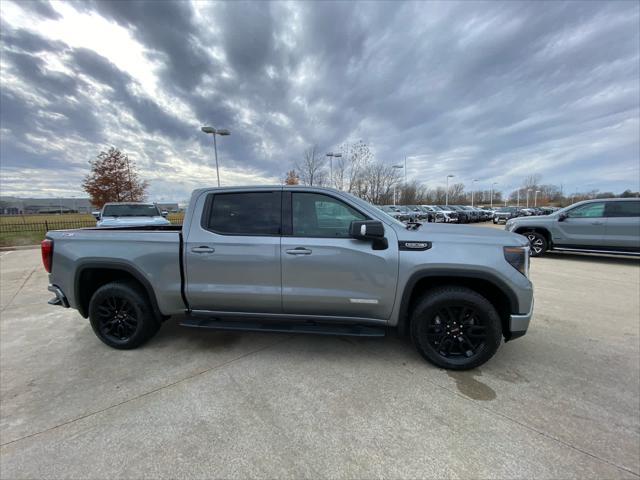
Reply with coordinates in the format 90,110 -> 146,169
504,246 -> 529,277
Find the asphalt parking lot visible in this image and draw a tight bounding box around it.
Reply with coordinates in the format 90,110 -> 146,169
1,233 -> 639,479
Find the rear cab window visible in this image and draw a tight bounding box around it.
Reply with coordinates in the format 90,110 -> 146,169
203,191 -> 281,235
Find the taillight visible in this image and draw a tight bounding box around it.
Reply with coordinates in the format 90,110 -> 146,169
41,239 -> 53,273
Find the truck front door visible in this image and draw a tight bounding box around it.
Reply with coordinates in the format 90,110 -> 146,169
280,191 -> 398,320
184,191 -> 282,313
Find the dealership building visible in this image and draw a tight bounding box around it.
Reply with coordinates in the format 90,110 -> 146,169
0,197 -> 95,215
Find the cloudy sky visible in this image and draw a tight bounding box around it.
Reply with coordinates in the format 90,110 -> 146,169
1,0 -> 638,201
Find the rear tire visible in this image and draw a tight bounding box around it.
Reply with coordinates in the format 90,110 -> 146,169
524,231 -> 548,257
410,287 -> 502,370
89,281 -> 160,349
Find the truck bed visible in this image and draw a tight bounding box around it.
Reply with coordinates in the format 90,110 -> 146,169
46,226 -> 185,316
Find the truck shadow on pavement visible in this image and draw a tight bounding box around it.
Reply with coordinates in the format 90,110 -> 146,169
149,319 -> 501,402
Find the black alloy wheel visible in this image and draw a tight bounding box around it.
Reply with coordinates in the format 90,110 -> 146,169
96,296 -> 139,343
426,306 -> 487,360
410,286 -> 502,369
88,281 -> 161,349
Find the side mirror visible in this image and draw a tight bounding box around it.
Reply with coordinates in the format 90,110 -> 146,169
558,213 -> 568,222
92,211 -> 101,220
350,220 -> 384,239
161,210 -> 169,217
349,220 -> 388,250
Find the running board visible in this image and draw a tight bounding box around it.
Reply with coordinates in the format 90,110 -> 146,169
553,247 -> 640,257
180,317 -> 386,337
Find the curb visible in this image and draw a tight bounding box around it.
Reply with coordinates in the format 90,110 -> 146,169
0,245 -> 40,251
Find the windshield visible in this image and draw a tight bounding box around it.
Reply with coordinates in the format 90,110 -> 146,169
496,207 -> 515,212
102,204 -> 160,217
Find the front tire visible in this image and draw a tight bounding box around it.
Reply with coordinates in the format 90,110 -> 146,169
524,231 -> 548,257
410,287 -> 502,370
89,281 -> 160,349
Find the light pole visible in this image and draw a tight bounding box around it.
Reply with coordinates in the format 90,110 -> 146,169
201,126 -> 231,187
403,156 -> 407,184
490,182 -> 498,209
326,152 -> 342,188
526,189 -> 532,208
516,189 -> 520,207
392,164 -> 404,205
534,190 -> 541,207
471,179 -> 478,206
445,174 -> 455,206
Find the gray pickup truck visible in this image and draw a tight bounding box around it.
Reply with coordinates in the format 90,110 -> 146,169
43,186 -> 534,370
506,198 -> 640,257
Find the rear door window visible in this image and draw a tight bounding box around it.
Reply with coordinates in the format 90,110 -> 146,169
204,192 -> 281,235
604,201 -> 640,218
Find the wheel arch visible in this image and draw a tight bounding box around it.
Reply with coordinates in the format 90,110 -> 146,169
75,261 -> 163,320
514,226 -> 552,246
397,270 -> 518,339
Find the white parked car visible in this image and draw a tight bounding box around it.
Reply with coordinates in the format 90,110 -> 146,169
95,203 -> 171,228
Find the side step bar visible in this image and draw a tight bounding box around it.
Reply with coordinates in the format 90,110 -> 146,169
180,317 -> 386,337
553,247 -> 640,257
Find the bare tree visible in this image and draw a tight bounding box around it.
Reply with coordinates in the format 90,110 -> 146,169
330,141 -> 374,193
448,183 -> 466,204
358,161 -> 402,204
295,145 -> 327,186
399,180 -> 428,205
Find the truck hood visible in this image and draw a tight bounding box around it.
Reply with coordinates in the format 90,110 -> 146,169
97,216 -> 171,227
396,223 -> 528,247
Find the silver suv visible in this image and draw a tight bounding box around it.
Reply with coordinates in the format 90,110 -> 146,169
506,198 -> 640,257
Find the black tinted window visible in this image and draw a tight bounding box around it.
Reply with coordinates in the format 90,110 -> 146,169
206,192 -> 281,235
292,193 -> 366,237
605,201 -> 640,218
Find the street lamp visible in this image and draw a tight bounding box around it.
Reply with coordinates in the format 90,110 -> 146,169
526,189 -> 532,208
392,164 -> 404,205
201,126 -> 231,187
326,152 -> 342,188
445,174 -> 455,206
471,179 -> 478,206
490,182 -> 498,209
516,189 -> 520,207
534,190 -> 541,207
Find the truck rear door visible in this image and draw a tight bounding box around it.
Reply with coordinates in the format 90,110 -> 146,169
184,190 -> 283,313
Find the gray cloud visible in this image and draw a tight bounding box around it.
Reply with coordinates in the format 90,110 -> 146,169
1,0 -> 638,200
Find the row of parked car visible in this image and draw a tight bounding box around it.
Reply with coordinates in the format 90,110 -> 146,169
378,204 -> 561,225
377,205 -> 494,223
492,206 -> 559,224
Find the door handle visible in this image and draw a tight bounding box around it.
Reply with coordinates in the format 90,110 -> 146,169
285,247 -> 312,255
591,221 -> 604,226
191,246 -> 215,254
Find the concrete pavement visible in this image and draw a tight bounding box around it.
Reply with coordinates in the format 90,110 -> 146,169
1,247 -> 639,479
